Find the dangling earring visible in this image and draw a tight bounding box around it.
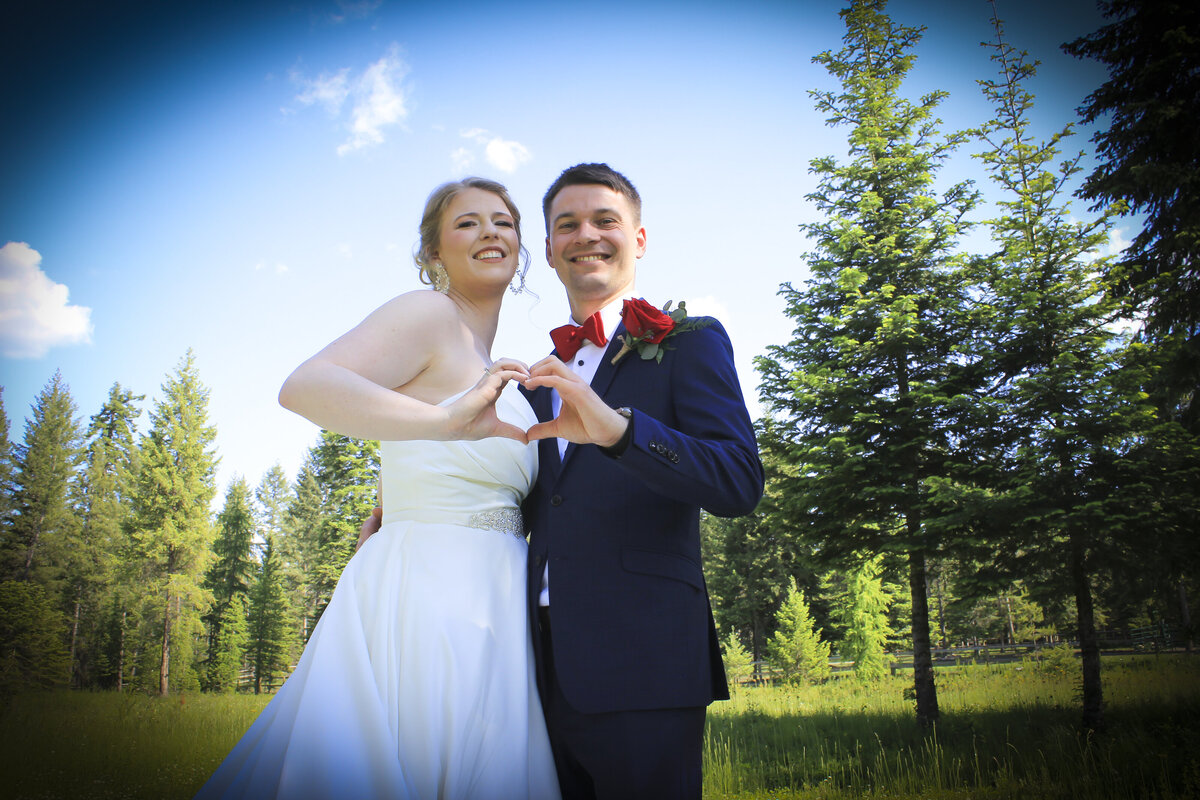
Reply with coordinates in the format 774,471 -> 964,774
432,263 -> 449,294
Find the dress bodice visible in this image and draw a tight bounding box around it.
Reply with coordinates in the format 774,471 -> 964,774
380,382 -> 538,531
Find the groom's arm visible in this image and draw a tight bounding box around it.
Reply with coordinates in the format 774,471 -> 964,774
608,319 -> 763,518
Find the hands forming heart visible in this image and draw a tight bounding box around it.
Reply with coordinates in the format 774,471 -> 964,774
445,356 -> 628,448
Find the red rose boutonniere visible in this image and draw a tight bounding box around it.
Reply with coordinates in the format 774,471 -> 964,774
611,298 -> 713,365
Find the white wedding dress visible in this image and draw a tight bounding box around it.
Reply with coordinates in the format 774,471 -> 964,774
196,384 -> 560,800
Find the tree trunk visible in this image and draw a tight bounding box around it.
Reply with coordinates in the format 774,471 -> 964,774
117,610 -> 126,692
69,594 -> 81,687
1179,579 -> 1193,654
159,586 -> 172,696
909,548 -> 940,727
1003,594 -> 1017,645
1070,527 -> 1103,731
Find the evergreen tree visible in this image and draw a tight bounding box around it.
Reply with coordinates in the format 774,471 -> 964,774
830,556 -> 893,682
4,371 -> 84,587
202,477 -> 255,690
965,13 -> 1158,730
0,389 -> 15,531
207,595 -> 248,693
767,579 -> 832,684
255,464 -> 291,551
701,502 -> 797,664
70,383 -> 142,687
756,0 -> 978,725
719,629 -> 755,688
128,351 -> 218,695
0,579 -> 69,699
247,535 -> 292,693
308,430 -> 378,622
281,456 -> 325,643
1064,0 -> 1199,422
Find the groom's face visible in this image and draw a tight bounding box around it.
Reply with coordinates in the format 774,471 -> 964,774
545,184 -> 646,310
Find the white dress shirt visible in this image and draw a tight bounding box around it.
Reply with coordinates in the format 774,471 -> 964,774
541,297 -> 628,607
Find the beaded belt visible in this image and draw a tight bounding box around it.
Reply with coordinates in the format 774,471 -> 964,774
466,507 -> 525,540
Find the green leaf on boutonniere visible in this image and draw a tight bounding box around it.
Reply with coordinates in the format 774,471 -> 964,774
611,298 -> 715,365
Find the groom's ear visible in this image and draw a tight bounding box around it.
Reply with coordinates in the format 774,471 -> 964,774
545,237 -> 553,267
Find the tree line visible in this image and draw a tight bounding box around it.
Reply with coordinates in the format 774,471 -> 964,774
0,352 -> 380,700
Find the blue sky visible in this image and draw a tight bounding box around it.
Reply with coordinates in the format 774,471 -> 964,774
1,0 -> 1114,499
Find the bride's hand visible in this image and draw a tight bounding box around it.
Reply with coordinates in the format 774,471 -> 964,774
444,358 -> 530,442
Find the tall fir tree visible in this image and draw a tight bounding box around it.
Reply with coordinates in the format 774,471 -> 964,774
1064,1 -> 1199,432
756,0 -> 978,725
128,351 -> 218,695
0,389 -> 15,531
202,477 -> 255,690
5,371 -> 84,593
255,464 -> 291,555
281,456 -> 325,643
70,383 -> 142,687
247,535 -> 292,693
962,13 -> 1160,730
308,430 -> 378,623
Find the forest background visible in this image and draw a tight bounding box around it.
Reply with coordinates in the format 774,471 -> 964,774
1,0 -> 1197,765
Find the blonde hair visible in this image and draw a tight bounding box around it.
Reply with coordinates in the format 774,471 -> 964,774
414,177 -> 530,292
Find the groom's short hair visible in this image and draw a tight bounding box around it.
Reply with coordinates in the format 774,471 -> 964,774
542,163 -> 642,226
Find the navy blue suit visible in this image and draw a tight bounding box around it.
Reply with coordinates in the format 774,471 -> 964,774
522,317 -> 763,798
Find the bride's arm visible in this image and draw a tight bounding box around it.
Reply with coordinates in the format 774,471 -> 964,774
279,292 -> 525,442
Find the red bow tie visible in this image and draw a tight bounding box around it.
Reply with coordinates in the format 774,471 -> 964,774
550,311 -> 607,361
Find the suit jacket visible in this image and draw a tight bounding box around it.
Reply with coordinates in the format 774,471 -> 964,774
521,317 -> 764,715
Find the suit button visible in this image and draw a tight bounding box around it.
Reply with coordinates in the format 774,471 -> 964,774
550,494 -> 563,506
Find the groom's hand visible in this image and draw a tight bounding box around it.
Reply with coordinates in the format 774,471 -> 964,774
523,356 -> 629,447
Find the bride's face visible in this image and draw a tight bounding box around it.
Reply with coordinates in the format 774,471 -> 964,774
434,188 -> 520,293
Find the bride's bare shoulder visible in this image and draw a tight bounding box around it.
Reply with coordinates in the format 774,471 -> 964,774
368,289 -> 461,331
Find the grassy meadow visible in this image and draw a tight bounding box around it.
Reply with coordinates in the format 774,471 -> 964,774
1,655 -> 1197,799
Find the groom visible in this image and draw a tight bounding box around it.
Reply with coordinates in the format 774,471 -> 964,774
520,163 -> 764,799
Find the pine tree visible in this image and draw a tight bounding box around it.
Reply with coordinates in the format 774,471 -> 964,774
202,477 -> 255,690
128,351 -> 218,695
0,579 -> 69,698
281,456 -> 324,643
965,12 -> 1162,730
1064,0 -> 1199,398
4,371 -> 84,587
308,430 -> 378,622
0,389 -> 15,532
247,535 -> 292,693
767,579 -> 832,684
207,595 -> 248,693
255,464 -> 291,550
831,556 -> 893,682
70,383 -> 142,687
756,0 -> 978,724
719,629 -> 755,688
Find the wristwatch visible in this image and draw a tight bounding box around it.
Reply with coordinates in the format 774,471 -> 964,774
604,406 -> 634,457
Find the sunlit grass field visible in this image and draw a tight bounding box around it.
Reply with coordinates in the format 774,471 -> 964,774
1,655 -> 1196,799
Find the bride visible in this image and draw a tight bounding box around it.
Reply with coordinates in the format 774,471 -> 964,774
195,178 -> 560,799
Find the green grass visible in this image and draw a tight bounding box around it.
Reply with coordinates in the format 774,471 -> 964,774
0,656 -> 1196,799
705,655 -> 1200,799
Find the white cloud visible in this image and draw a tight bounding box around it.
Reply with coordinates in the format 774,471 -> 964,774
680,295 -> 731,323
292,46 -> 410,155
457,129 -> 531,174
485,138 -> 532,173
0,242 -> 93,359
450,147 -> 474,173
294,68 -> 350,114
254,261 -> 289,274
